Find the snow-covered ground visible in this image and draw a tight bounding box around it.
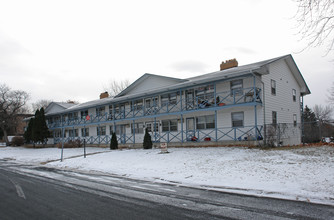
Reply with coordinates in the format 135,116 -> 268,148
1,146 -> 333,205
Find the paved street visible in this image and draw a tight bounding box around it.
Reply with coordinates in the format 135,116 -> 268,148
1,159 -> 333,220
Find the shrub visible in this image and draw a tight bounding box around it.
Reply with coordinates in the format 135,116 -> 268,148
110,132 -> 118,150
143,128 -> 152,149
11,136 -> 24,146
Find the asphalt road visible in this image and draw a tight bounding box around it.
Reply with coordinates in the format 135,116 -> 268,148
0,159 -> 333,220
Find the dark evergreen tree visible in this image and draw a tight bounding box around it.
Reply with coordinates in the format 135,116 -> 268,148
303,105 -> 320,143
110,132 -> 118,150
27,108 -> 50,146
303,105 -> 317,122
24,118 -> 34,144
39,108 -> 50,144
143,128 -> 152,149
32,109 -> 41,144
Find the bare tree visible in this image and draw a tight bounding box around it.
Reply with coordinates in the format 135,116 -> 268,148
328,81 -> 334,105
31,99 -> 53,113
313,104 -> 333,122
103,79 -> 131,97
65,100 -> 79,104
0,84 -> 30,144
294,0 -> 334,55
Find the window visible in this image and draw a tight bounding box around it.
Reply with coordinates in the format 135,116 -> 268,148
292,89 -> 296,102
232,112 -> 244,127
131,123 -> 144,134
54,130 -> 61,138
81,128 -> 89,137
271,80 -> 276,95
97,126 -> 106,136
69,129 -> 78,137
196,85 -> 214,101
293,114 -> 297,127
272,111 -> 277,125
162,120 -> 178,132
145,97 -> 158,108
145,97 -> 158,115
132,99 -> 143,111
196,115 -> 215,130
96,106 -> 105,116
230,79 -> 243,96
115,103 -> 126,118
47,117 -> 53,124
62,114 -> 67,122
81,110 -> 88,119
54,116 -> 60,123
115,125 -> 126,135
146,122 -> 159,132
108,105 -> 113,120
68,113 -> 78,121
161,93 -> 177,106
186,89 -> 195,109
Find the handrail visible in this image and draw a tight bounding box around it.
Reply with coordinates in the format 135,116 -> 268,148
47,87 -> 262,128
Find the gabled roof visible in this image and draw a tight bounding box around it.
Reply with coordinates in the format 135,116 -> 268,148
46,54 -> 310,116
116,73 -> 186,97
183,54 -> 310,95
45,102 -> 77,115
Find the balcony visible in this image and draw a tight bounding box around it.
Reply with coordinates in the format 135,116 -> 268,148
47,87 -> 262,128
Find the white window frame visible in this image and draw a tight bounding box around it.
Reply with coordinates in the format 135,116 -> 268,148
271,80 -> 276,95
97,126 -> 106,136
292,89 -> 296,102
231,112 -> 244,127
293,114 -> 297,127
162,119 -> 178,132
131,122 -> 144,134
81,128 -> 89,137
230,79 -> 243,96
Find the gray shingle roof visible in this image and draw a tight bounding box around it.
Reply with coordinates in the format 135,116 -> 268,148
46,54 -> 310,115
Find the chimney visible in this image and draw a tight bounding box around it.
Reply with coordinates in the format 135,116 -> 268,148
220,58 -> 238,71
100,92 -> 109,99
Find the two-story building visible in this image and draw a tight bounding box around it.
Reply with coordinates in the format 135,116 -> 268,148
44,54 -> 310,147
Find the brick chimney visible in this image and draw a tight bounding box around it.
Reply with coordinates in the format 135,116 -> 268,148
220,58 -> 238,71
100,92 -> 109,99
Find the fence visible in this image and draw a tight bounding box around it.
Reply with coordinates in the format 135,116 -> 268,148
302,121 -> 334,143
264,123 -> 301,146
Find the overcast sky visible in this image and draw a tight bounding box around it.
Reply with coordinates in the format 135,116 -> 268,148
0,0 -> 333,109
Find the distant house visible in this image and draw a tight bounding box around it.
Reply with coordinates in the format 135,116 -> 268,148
0,114 -> 33,140
42,54 -> 310,146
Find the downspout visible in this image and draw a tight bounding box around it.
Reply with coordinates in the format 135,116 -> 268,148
301,94 -> 304,145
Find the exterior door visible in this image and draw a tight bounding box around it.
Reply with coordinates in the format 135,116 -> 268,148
146,121 -> 159,142
186,90 -> 195,110
186,118 -> 196,141
116,124 -> 126,144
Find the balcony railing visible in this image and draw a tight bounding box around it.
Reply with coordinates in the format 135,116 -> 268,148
47,87 -> 261,128
53,125 -> 263,145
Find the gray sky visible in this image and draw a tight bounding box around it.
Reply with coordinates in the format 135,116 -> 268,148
0,0 -> 333,109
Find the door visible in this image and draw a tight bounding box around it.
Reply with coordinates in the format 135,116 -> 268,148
116,124 -> 126,144
186,118 -> 196,141
146,121 -> 159,142
186,90 -> 195,110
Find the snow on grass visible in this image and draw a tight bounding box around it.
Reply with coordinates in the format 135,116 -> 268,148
1,146 -> 333,205
0,146 -> 109,164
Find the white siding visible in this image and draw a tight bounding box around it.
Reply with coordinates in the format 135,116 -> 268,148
45,104 -> 66,115
126,75 -> 182,95
262,59 -> 301,125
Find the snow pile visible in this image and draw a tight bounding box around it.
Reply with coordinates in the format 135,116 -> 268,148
1,146 -> 333,205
